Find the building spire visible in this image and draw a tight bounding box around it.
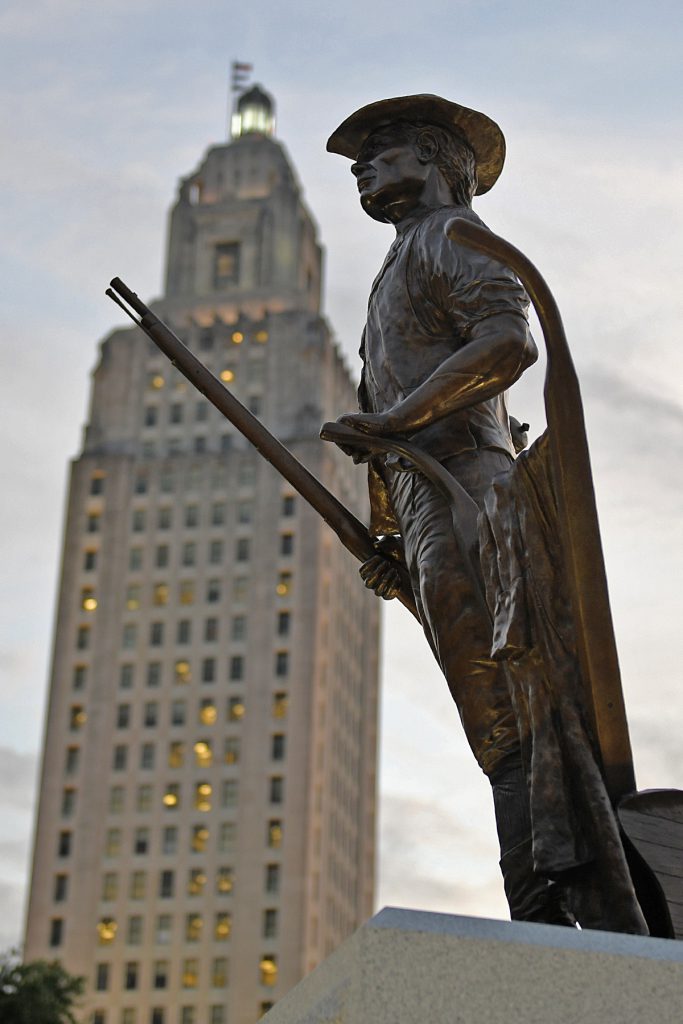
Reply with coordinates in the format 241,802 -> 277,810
229,63 -> 276,140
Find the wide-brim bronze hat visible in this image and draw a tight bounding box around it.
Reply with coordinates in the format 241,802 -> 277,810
327,94 -> 505,195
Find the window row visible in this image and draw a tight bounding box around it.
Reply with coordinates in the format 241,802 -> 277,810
131,457 -> 263,496
84,493 -> 296,536
94,956 -> 230,993
67,731 -> 284,775
104,774 -> 283,814
99,865 -> 236,902
92,1006 -> 228,1024
96,911 -> 234,947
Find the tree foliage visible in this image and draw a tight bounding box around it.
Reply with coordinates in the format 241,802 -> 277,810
0,949 -> 84,1024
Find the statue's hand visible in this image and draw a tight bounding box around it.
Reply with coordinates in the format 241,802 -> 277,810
359,554 -> 402,600
338,411 -> 393,436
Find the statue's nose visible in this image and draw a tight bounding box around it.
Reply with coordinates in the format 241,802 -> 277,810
351,161 -> 367,179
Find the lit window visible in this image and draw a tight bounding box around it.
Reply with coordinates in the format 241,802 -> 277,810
228,697 -> 245,721
163,784 -> 180,808
58,831 -> 72,857
231,330 -> 243,344
155,914 -> 172,944
187,868 -> 207,896
70,705 -> 86,730
121,622 -> 139,650
149,374 -> 165,389
185,913 -> 202,942
194,740 -> 213,767
137,785 -> 153,812
104,828 -> 120,857
224,738 -> 240,765
194,781 -> 212,812
175,660 -> 192,684
179,580 -> 195,605
97,917 -> 117,945
272,692 -> 288,719
216,868 -> 234,895
129,871 -> 146,900
199,699 -> 217,725
263,909 -> 278,939
259,956 -> 278,987
54,873 -> 68,901
221,780 -> 238,808
220,369 -> 235,383
215,912 -> 231,941
229,655 -> 244,680
168,740 -> 185,768
276,572 -> 292,596
255,330 -> 269,343
267,821 -> 282,849
134,827 -> 149,855
153,583 -> 168,606
269,777 -> 284,805
191,825 -> 209,853
212,957 -> 228,987
182,958 -> 199,989
125,585 -> 140,610
213,243 -> 240,289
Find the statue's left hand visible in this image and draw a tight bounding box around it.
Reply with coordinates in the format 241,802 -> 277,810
338,411 -> 393,436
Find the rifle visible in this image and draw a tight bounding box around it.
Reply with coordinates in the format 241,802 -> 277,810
105,278 -> 418,619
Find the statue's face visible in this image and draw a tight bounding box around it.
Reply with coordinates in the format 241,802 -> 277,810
351,128 -> 429,223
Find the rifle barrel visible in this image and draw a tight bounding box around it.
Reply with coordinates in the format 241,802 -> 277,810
108,278 -> 418,619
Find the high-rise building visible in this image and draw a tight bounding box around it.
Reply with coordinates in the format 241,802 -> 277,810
24,83 -> 380,1024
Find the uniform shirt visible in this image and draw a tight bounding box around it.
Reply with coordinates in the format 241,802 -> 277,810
358,204 -> 532,535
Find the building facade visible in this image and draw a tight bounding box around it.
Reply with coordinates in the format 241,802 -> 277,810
24,85 -> 380,1024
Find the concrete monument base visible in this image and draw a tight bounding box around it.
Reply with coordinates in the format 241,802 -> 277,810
264,907 -> 683,1023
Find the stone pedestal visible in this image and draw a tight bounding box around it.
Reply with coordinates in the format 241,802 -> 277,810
265,907 -> 683,1023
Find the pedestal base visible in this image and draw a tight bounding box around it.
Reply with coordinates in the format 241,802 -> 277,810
265,907 -> 683,1023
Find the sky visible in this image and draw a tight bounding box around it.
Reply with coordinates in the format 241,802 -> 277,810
1,0 -> 683,949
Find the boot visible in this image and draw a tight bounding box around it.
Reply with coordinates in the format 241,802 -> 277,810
500,839 -> 576,927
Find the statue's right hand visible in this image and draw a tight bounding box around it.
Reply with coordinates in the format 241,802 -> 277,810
359,554 -> 402,600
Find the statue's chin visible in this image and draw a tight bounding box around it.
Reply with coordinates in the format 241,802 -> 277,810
359,192 -> 393,224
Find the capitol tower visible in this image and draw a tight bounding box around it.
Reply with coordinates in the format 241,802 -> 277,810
24,79 -> 380,1024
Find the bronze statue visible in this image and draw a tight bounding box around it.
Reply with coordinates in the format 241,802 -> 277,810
110,95 -> 683,939
323,94 -> 672,935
